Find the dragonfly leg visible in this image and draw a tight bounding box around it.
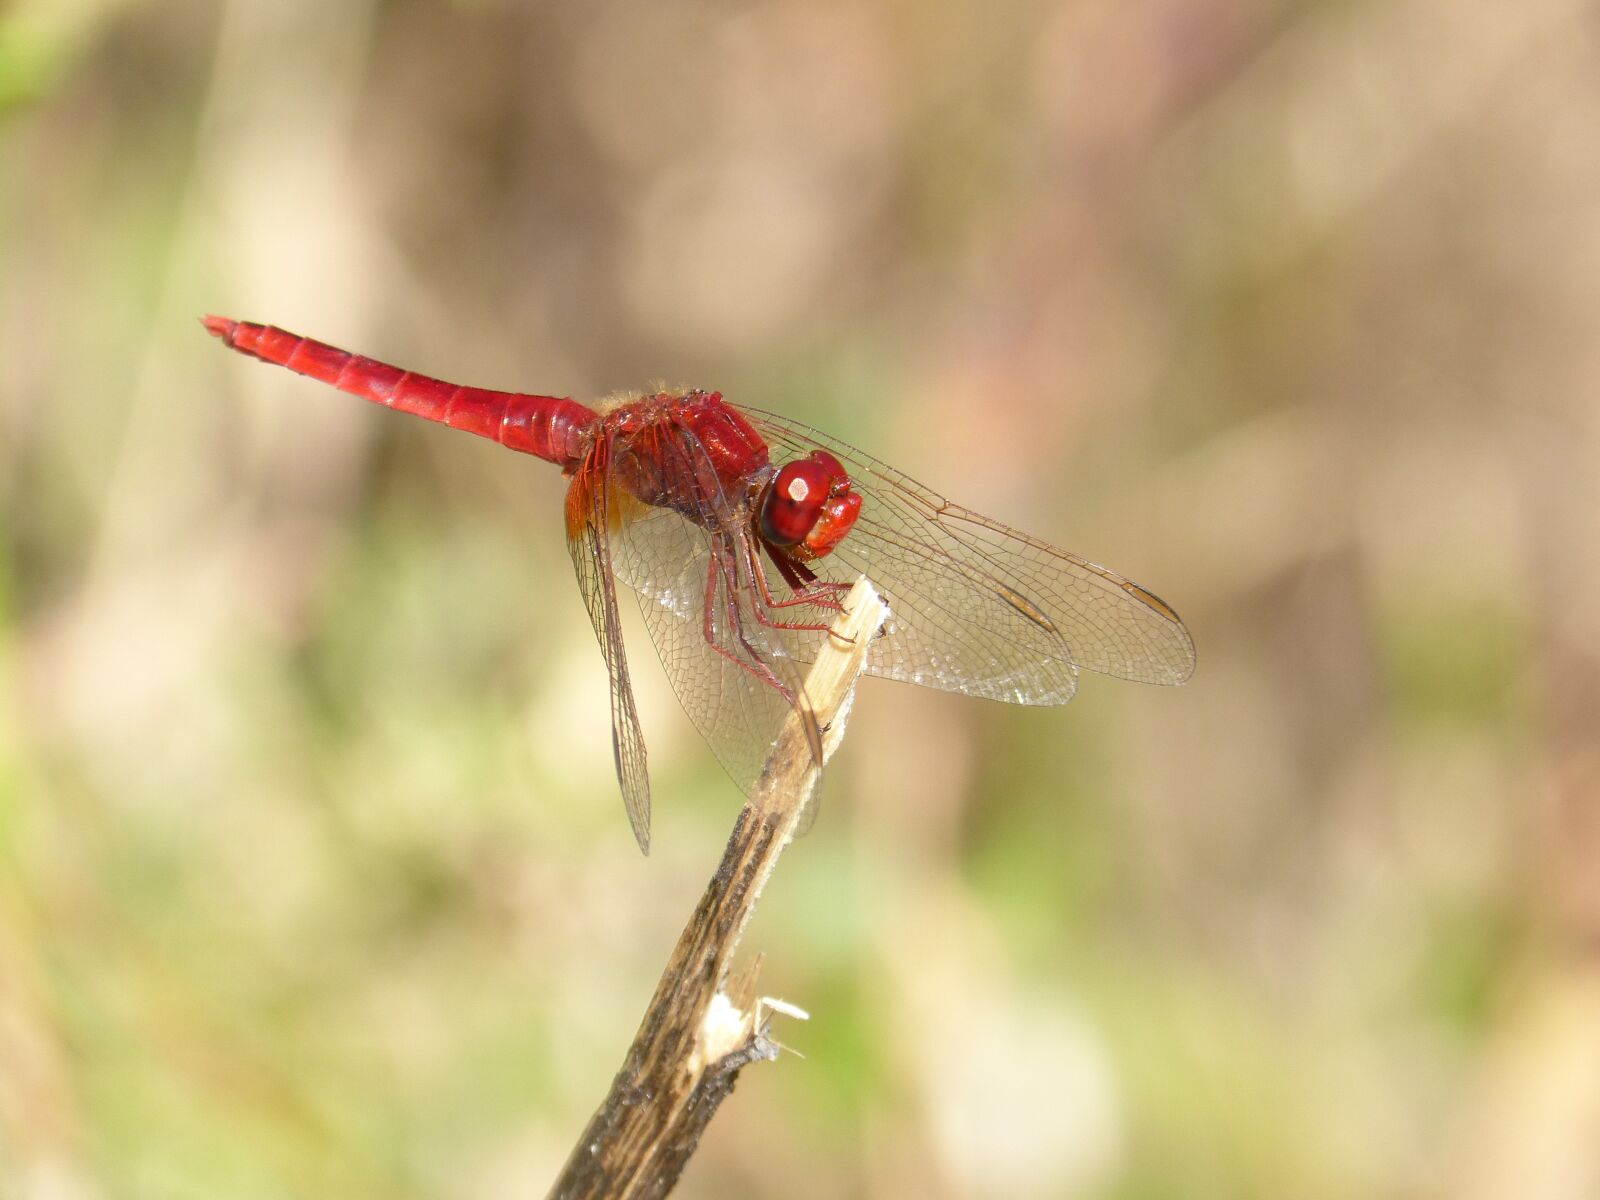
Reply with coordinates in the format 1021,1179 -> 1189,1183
698,547 -> 800,705
741,537 -> 849,635
710,547 -> 827,764
766,543 -> 852,607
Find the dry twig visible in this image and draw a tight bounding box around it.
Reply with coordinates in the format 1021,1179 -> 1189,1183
548,577 -> 886,1200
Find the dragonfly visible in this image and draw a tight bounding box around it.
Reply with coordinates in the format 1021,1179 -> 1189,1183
204,316 -> 1194,853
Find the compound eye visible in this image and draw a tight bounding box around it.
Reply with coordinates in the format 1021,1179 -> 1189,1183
759,457 -> 832,546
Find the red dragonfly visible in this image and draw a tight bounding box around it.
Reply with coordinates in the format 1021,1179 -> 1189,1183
205,317 -> 1194,852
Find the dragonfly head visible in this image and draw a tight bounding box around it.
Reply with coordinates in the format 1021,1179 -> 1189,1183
758,449 -> 862,561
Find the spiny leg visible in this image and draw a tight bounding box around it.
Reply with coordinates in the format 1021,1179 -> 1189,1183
767,541 -> 852,607
740,536 -> 850,635
723,544 -> 827,760
699,545 -> 798,703
690,537 -> 826,764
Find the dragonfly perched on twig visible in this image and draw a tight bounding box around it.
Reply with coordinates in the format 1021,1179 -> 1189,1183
205,317 -> 1195,852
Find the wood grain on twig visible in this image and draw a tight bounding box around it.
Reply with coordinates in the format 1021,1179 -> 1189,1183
549,578 -> 886,1200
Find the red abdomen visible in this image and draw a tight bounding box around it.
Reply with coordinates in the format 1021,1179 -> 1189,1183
204,317 -> 596,467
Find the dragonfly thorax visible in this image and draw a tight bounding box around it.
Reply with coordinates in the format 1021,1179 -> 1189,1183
598,391 -> 774,527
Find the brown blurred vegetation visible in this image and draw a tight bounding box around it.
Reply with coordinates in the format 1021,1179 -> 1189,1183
2,1 -> 1599,1197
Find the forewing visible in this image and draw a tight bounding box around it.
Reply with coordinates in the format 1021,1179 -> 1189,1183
565,460 -> 652,854
604,427 -> 825,807
741,408 -> 1196,704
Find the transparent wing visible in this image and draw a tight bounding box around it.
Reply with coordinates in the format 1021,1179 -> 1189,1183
740,407 -> 1196,704
604,425 -> 827,812
565,458 -> 653,854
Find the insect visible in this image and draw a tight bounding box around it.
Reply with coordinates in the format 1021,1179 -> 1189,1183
205,317 -> 1194,852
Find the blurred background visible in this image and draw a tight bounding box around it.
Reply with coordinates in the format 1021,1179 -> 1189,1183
3,1 -> 1598,1197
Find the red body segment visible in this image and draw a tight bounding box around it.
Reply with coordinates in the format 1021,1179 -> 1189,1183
603,390 -> 776,524
202,317 -> 595,467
